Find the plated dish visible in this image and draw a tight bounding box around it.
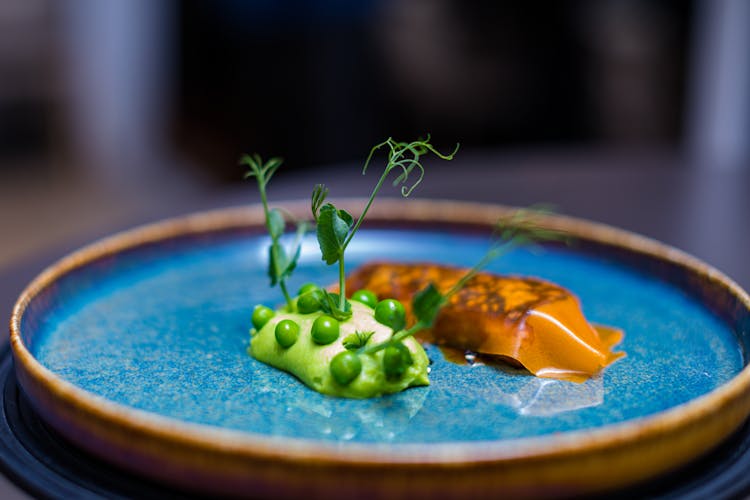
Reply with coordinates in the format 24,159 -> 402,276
9,200 -> 750,498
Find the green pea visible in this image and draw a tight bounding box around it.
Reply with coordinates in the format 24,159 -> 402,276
374,299 -> 406,331
251,305 -> 275,330
297,289 -> 323,314
351,289 -> 378,308
383,342 -> 413,380
274,319 -> 299,348
330,351 -> 362,385
297,282 -> 319,296
311,315 -> 340,345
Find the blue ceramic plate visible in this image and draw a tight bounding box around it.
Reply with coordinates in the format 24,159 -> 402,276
10,200 -> 750,498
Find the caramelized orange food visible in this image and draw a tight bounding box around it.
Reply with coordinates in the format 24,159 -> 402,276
345,262 -> 624,382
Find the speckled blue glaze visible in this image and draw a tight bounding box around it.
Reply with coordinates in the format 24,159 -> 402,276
26,229 -> 744,444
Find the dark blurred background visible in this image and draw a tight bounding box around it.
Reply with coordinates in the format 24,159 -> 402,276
1,0 -> 701,177
0,0 -> 748,276
174,0 -> 691,178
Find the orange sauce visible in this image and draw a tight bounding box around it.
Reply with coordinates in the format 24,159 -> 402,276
346,262 -> 625,382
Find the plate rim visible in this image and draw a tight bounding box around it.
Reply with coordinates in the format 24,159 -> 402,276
9,199 -> 750,495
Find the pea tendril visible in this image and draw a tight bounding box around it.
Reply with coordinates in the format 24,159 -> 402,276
311,136 -> 459,318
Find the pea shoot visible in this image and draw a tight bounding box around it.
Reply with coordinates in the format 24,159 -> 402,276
311,136 -> 459,320
241,154 -> 307,310
359,209 -> 568,376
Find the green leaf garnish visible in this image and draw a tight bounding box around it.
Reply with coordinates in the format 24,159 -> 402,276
318,290 -> 352,321
311,184 -> 329,222
241,154 -> 307,310
267,208 -> 285,240
343,331 -> 375,350
316,204 -> 353,265
312,136 -> 459,316
411,283 -> 444,327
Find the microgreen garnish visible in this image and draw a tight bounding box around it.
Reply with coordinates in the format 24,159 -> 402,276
241,154 -> 307,310
311,136 -> 459,318
343,331 -> 375,350
494,205 -> 570,248
311,184 -> 329,223
360,209 -> 567,364
317,290 -> 352,321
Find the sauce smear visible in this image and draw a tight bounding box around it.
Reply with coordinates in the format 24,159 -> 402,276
346,262 -> 624,382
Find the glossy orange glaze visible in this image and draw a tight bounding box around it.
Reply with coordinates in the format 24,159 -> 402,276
345,262 -> 624,382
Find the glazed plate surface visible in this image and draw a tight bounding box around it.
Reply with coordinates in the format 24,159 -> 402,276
10,201 -> 750,498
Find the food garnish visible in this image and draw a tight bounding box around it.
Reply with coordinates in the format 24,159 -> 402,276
240,154 -> 307,310
310,136 -> 459,321
242,138 -> 622,398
